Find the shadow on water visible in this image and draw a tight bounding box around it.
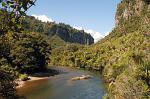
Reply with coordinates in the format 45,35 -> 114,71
30,68 -> 60,77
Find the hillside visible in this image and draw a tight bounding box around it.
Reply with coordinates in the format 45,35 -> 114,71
22,16 -> 94,46
50,0 -> 150,98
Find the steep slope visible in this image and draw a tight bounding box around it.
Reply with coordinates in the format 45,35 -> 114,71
102,0 -> 150,42
101,0 -> 150,98
48,35 -> 66,49
50,0 -> 150,98
22,16 -> 94,46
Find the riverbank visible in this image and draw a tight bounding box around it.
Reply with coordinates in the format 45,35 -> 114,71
16,68 -> 60,89
16,76 -> 50,89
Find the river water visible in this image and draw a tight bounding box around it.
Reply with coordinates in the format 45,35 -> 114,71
17,66 -> 106,99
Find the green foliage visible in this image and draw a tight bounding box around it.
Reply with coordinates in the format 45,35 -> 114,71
9,32 -> 51,73
109,71 -> 148,99
49,35 -> 66,49
0,31 -> 51,74
22,16 -> 94,45
0,0 -> 44,98
142,0 -> 150,4
19,74 -> 29,81
0,70 -> 18,99
0,0 -> 36,34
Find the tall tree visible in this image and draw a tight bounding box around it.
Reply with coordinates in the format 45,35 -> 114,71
0,0 -> 36,98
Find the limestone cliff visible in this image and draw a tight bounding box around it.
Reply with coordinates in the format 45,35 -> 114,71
101,0 -> 150,42
22,16 -> 94,46
115,0 -> 150,26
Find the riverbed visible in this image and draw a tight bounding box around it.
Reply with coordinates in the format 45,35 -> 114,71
17,66 -> 106,99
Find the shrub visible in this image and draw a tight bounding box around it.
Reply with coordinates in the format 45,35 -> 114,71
19,74 -> 30,81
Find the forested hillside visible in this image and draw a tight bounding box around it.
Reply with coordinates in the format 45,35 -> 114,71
23,16 -> 94,46
50,0 -> 150,98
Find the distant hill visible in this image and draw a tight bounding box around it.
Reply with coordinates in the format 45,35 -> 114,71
22,16 -> 94,46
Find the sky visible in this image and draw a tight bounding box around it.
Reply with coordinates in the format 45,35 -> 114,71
27,0 -> 121,42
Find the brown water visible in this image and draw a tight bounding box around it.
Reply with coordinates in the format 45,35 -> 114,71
17,66 -> 106,99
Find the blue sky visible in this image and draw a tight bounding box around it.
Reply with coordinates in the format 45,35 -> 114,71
27,0 -> 121,42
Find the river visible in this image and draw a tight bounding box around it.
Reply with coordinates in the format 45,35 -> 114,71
17,66 -> 106,99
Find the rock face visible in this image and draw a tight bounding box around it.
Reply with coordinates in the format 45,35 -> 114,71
23,17 -> 94,45
115,0 -> 150,26
53,23 -> 94,45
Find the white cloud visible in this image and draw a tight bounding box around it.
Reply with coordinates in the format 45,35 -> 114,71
73,26 -> 104,42
73,26 -> 83,30
105,31 -> 110,36
32,14 -> 53,22
84,29 -> 104,42
30,15 -> 104,42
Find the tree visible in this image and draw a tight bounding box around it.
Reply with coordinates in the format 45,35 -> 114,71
9,32 -> 51,73
0,0 -> 36,34
143,60 -> 150,87
132,51 -> 150,87
0,70 -> 17,99
0,0 -> 36,98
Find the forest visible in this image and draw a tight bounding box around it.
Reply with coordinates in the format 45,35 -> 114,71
0,0 -> 150,99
